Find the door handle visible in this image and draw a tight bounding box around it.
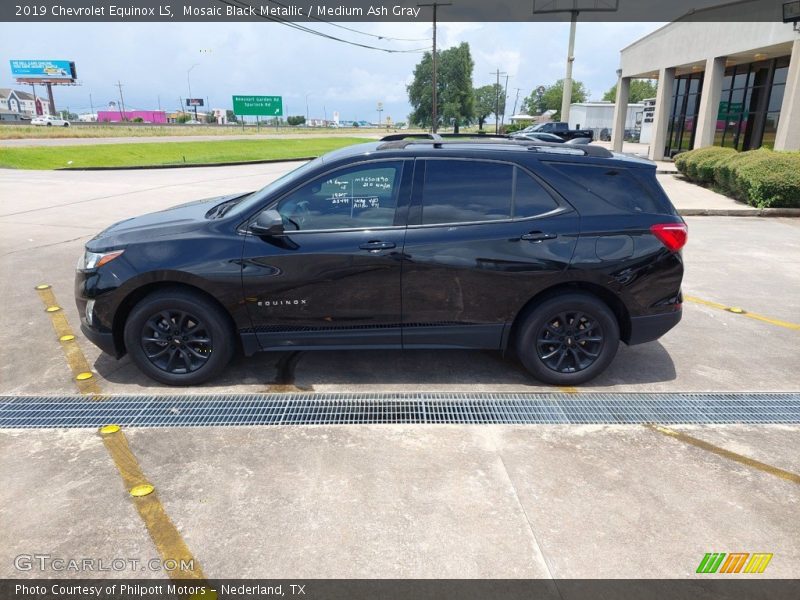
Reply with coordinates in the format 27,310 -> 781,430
359,241 -> 396,251
520,231 -> 558,242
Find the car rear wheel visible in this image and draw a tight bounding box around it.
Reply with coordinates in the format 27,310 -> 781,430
515,293 -> 619,385
46,122 -> 52,126
124,289 -> 234,385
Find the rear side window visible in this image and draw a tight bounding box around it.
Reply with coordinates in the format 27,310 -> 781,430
418,161 -> 558,225
546,163 -> 662,214
421,160 -> 512,225
514,168 -> 559,218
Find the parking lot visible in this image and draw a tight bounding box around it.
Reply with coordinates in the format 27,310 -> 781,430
0,163 -> 798,583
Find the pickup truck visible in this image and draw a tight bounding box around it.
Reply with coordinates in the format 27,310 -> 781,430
523,122 -> 593,141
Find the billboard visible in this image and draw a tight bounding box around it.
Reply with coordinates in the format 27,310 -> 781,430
10,59 -> 77,82
232,95 -> 283,116
186,98 -> 204,107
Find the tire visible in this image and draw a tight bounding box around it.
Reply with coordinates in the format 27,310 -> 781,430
46,122 -> 52,126
63,122 -> 69,127
123,289 -> 234,385
515,292 -> 620,386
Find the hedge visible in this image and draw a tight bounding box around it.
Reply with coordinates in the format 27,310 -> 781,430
674,146 -> 800,208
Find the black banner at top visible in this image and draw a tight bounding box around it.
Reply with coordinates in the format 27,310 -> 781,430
1,0 -> 793,22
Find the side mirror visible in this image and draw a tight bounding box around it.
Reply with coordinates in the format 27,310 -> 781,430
250,209 -> 285,236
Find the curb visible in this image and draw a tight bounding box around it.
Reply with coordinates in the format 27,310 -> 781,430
55,156 -> 318,171
679,208 -> 800,217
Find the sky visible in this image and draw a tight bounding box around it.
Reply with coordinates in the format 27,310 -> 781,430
0,21 -> 663,122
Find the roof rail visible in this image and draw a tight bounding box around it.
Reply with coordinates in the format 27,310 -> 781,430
376,136 -> 613,158
379,133 -> 443,142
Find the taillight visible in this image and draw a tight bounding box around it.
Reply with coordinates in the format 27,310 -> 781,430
650,223 -> 688,252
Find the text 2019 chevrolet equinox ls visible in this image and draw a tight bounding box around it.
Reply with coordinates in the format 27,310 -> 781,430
75,135 -> 686,386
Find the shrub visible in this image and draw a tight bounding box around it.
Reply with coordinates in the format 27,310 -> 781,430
723,149 -> 800,208
674,146 -> 736,183
676,146 -> 800,208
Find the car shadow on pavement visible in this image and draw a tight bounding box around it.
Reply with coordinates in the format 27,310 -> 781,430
92,342 -> 676,391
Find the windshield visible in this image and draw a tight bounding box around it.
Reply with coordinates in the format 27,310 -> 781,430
225,157 -> 324,218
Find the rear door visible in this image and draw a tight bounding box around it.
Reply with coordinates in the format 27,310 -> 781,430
241,159 -> 412,349
400,157 -> 580,349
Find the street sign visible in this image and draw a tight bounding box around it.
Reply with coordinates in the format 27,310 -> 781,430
232,95 -> 283,116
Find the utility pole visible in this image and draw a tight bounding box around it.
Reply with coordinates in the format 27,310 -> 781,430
511,87 -> 522,118
89,92 -> 95,118
491,68 -> 507,134
501,74 -> 510,129
418,2 -> 451,133
560,10 -> 578,124
114,81 -> 126,120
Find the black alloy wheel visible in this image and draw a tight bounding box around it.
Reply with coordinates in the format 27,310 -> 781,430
124,288 -> 234,385
516,292 -> 620,385
140,309 -> 213,374
536,310 -> 604,374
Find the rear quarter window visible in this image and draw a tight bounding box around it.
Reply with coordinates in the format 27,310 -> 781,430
545,163 -> 664,214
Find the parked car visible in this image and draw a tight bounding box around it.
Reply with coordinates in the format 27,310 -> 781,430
527,122 -> 593,141
31,115 -> 69,127
511,132 -> 565,143
76,134 -> 686,386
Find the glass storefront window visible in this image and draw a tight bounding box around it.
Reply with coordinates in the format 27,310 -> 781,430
713,56 -> 790,151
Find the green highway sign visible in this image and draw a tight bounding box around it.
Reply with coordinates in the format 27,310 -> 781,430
232,95 -> 283,116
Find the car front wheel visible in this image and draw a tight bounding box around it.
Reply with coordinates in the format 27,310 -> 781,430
515,293 -> 619,385
124,289 -> 234,385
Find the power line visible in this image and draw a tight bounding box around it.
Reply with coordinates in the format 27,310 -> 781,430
216,1 -> 430,53
264,0 -> 429,42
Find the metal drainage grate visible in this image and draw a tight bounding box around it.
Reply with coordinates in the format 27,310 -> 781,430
0,392 -> 798,428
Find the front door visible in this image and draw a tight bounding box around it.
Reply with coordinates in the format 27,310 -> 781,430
242,159 -> 411,349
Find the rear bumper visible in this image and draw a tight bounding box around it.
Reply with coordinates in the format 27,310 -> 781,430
627,309 -> 682,345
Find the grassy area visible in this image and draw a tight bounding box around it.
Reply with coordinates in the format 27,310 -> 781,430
0,123 -> 407,140
0,137 -> 367,169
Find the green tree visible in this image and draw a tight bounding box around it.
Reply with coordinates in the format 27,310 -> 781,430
205,112 -> 217,124
522,79 -> 589,120
287,115 -> 306,126
407,42 -> 475,130
603,79 -> 658,103
225,110 -> 238,123
474,83 -> 505,130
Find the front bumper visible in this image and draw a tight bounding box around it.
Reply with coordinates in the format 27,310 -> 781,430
627,308 -> 682,345
80,321 -> 119,357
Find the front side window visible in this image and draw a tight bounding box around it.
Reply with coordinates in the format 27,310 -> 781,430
277,161 -> 403,231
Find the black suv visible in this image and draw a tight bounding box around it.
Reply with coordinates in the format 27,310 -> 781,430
75,135 -> 686,386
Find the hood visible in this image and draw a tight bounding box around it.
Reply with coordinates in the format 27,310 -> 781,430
86,193 -> 246,250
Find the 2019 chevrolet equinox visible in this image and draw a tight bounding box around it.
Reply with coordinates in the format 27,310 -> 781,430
75,135 -> 686,386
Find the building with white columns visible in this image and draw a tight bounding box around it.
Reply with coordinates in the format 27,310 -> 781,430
611,21 -> 800,160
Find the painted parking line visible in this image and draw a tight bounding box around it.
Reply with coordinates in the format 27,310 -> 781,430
35,284 -> 102,395
646,424 -> 800,485
100,425 -> 211,590
684,295 -> 800,331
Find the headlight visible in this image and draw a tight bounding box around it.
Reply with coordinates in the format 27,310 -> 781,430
77,249 -> 124,271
